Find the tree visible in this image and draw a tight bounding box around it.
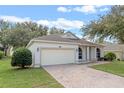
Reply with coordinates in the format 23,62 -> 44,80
0,21 -> 49,55
15,22 -> 48,36
0,20 -> 11,56
3,21 -> 49,49
49,27 -> 65,35
5,29 -> 30,48
81,5 -> 124,43
0,20 -> 10,31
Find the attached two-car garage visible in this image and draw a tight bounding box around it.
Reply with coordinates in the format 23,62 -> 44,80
41,48 -> 75,66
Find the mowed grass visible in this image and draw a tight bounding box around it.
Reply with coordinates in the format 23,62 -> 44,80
0,57 -> 63,88
92,61 -> 124,77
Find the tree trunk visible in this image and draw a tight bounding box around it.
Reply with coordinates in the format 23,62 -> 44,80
21,65 -> 25,69
3,45 -> 8,56
4,48 -> 7,56
4,49 -> 7,56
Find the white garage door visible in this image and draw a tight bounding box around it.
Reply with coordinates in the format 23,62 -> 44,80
41,49 -> 75,65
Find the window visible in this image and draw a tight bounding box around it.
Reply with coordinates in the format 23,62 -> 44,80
96,48 -> 101,59
78,47 -> 82,59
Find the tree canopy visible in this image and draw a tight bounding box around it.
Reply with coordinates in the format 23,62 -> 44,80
81,5 -> 124,43
0,20 -> 66,55
0,21 -> 49,49
49,27 -> 65,35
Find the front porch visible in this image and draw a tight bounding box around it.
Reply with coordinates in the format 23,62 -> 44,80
76,46 -> 104,64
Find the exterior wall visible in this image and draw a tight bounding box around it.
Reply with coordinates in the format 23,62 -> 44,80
28,42 -> 78,67
81,46 -> 87,62
91,47 -> 97,61
86,47 -> 90,61
100,47 -> 104,57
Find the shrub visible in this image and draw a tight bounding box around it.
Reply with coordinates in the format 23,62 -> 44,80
0,47 -> 4,51
104,52 -> 116,61
117,58 -> 120,61
0,51 -> 4,59
11,47 -> 32,68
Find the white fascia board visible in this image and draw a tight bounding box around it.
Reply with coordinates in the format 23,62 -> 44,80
26,40 -> 79,48
33,40 -> 79,45
26,39 -> 101,48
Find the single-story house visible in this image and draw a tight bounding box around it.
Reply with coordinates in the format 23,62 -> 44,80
104,43 -> 124,60
27,32 -> 104,67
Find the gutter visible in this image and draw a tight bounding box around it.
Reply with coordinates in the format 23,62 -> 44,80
26,39 -> 104,48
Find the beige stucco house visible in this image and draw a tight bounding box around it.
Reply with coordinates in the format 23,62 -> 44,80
104,43 -> 124,60
27,32 -> 104,67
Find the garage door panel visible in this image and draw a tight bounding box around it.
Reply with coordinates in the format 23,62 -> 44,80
41,49 -> 75,65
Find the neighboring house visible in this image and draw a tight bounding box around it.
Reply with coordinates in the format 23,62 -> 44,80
27,32 -> 104,67
104,43 -> 124,60
0,43 -> 13,56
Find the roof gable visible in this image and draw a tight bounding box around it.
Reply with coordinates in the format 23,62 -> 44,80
61,31 -> 79,39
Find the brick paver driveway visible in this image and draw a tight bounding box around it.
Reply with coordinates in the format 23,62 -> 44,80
43,63 -> 124,88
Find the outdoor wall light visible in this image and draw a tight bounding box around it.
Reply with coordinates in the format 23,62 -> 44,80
37,47 -> 39,52
59,46 -> 62,48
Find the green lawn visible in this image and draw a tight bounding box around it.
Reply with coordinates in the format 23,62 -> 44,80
0,57 -> 63,88
92,61 -> 124,77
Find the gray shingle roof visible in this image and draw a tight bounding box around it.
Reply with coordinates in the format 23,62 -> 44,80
33,34 -> 103,46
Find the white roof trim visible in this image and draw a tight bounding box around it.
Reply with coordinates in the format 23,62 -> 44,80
26,39 -> 99,48
26,40 -> 78,48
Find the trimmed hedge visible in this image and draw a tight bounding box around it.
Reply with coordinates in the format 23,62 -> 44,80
104,52 -> 116,61
0,51 -> 4,59
11,47 -> 32,68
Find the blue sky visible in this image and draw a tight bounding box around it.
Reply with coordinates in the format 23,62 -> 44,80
0,5 -> 112,37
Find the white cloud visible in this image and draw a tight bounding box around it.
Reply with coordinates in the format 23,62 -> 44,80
37,20 -> 50,26
0,16 -> 31,23
57,6 -> 96,13
57,5 -> 110,14
99,7 -> 109,12
37,18 -> 84,30
57,6 -> 71,12
73,6 -> 96,13
0,15 -> 84,30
